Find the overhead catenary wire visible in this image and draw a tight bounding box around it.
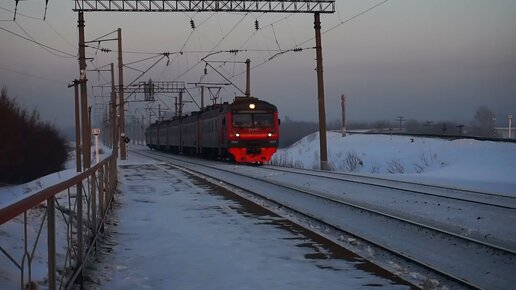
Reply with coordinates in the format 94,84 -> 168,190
223,0 -> 390,79
297,0 -> 390,47
0,4 -> 77,52
0,25 -> 76,58
0,65 -> 67,85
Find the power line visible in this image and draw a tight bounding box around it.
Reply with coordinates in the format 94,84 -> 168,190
223,0 -> 390,79
0,5 -> 42,21
298,0 -> 390,47
14,21 -> 74,59
0,65 -> 67,85
0,25 -> 76,58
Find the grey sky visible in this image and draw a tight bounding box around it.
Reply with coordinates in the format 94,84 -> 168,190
1,0 -> 515,131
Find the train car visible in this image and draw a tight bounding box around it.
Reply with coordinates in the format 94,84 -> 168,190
225,97 -> 279,163
145,96 -> 279,164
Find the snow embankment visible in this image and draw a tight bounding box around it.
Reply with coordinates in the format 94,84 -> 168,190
271,132 -> 516,195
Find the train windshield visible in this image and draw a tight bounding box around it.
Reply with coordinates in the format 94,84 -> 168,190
233,113 -> 274,128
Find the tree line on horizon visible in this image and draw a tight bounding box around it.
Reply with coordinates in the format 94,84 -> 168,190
0,87 -> 68,185
279,106 -> 500,148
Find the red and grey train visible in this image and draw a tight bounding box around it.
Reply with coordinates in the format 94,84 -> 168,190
145,97 -> 280,164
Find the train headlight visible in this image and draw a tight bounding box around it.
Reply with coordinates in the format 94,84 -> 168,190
236,133 -> 240,138
249,103 -> 256,109
268,133 -> 272,137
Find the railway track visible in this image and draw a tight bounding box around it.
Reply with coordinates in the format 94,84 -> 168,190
262,165 -> 516,210
130,148 -> 516,290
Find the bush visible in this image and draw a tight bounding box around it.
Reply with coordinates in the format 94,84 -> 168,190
0,87 -> 68,185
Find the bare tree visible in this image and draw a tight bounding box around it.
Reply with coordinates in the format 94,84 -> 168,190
472,105 -> 496,137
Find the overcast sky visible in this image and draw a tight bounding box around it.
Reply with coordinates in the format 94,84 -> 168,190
1,0 -> 515,132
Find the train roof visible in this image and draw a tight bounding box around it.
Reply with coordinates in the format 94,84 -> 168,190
229,96 -> 277,110
147,96 -> 276,129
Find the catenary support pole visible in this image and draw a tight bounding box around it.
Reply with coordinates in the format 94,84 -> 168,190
314,13 -> 329,170
509,114 -> 513,139
110,63 -> 118,159
78,12 -> 91,170
73,80 -> 82,172
245,59 -> 251,97
201,85 -> 205,110
118,28 -> 126,160
341,94 -> 347,137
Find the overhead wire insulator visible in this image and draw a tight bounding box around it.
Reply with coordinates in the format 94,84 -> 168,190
254,19 -> 259,31
190,19 -> 196,30
293,47 -> 303,52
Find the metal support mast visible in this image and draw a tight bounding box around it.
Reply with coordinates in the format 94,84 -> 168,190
74,1 -> 335,13
78,11 -> 91,170
314,12 -> 328,170
118,28 -> 126,160
245,59 -> 251,97
110,63 -> 118,159
73,0 -> 336,167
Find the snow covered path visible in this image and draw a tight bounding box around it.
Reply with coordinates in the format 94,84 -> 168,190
85,156 -> 412,290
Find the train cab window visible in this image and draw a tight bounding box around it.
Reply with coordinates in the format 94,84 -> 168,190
232,114 -> 253,128
254,114 -> 274,127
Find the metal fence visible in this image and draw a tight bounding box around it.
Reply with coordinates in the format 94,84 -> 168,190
0,155 -> 118,290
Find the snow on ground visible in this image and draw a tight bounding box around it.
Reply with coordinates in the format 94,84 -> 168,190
271,132 -> 516,195
1,134 -> 515,289
84,157 -> 411,290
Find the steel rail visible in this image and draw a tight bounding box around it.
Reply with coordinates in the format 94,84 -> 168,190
132,149 -> 484,289
136,149 -> 516,255
133,149 -> 516,289
261,165 -> 516,210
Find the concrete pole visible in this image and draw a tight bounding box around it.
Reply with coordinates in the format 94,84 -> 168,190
314,13 -> 329,170
509,114 -> 513,139
110,63 -> 118,159
179,91 -> 183,117
201,85 -> 205,110
78,12 -> 91,170
118,28 -> 126,160
142,114 -> 145,145
341,94 -> 347,137
245,59 -> 251,97
73,81 -> 82,172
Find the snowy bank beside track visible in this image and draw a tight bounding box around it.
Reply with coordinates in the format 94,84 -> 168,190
271,132 -> 516,195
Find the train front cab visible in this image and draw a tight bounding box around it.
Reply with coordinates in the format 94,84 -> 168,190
226,98 -> 279,164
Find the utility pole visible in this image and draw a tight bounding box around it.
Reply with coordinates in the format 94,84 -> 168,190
142,114 -> 145,145
78,11 -> 91,170
314,13 -> 329,170
69,80 -> 82,173
509,114 -> 513,139
110,63 -> 118,159
200,85 -> 205,110
118,28 -> 126,160
178,90 -> 183,117
245,59 -> 251,97
396,116 -> 406,133
341,94 -> 347,137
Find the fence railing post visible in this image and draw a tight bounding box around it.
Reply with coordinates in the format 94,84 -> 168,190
91,174 -> 97,234
76,182 -> 84,287
0,154 -> 118,290
98,168 -> 105,231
